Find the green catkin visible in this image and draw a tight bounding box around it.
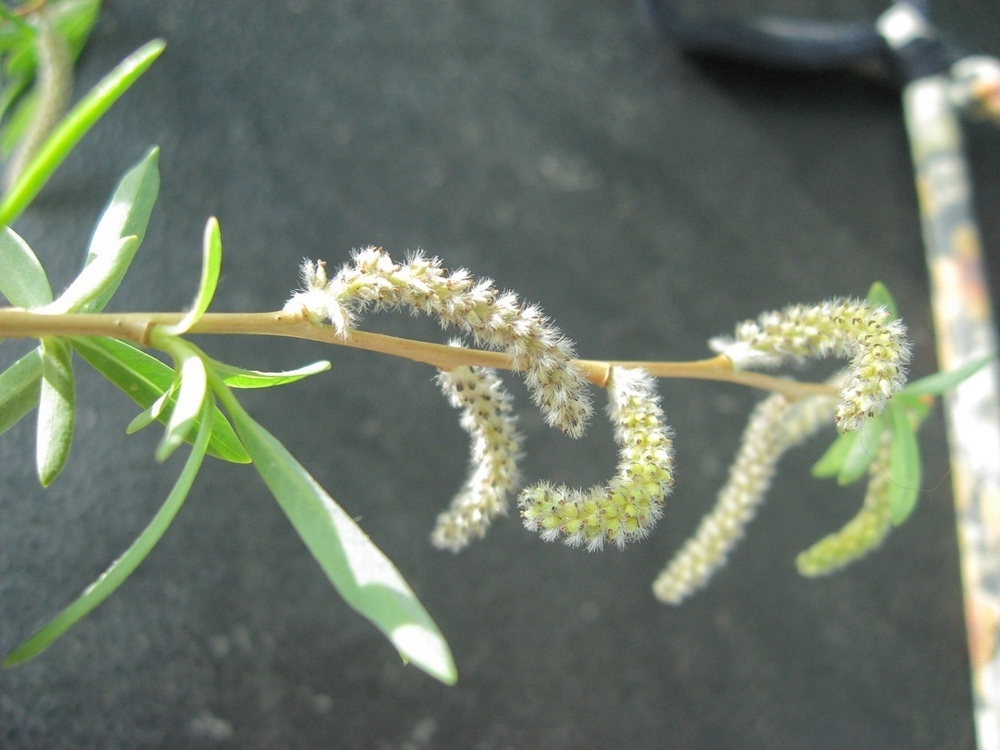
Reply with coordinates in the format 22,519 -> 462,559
519,367 -> 674,551
795,430 -> 894,576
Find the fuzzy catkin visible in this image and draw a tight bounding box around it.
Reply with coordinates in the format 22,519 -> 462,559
653,390 -> 837,605
285,248 -> 592,438
711,298 -> 911,432
432,357 -> 523,552
519,367 -> 674,551
795,429 -> 894,576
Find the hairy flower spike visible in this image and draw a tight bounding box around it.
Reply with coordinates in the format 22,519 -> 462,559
432,351 -> 524,552
285,247 -> 592,437
795,429 -> 894,576
710,299 -> 911,432
653,390 -> 837,605
519,367 -> 674,551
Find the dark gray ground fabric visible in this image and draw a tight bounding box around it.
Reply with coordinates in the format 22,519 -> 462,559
2,1 -> 998,748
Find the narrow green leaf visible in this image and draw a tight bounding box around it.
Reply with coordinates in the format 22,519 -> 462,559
163,217 -> 221,335
80,146 -> 160,311
214,381 -> 457,685
0,225 -> 52,307
888,404 -> 921,525
4,396 -> 212,666
811,430 -> 858,479
0,346 -> 42,436
211,358 -> 331,389
125,381 -> 175,435
866,281 -> 898,320
1,1 -> 98,136
36,336 -> 74,486
41,235 -> 138,313
837,413 -> 886,486
0,39 -> 165,226
70,336 -> 250,464
901,354 -> 995,398
1,88 -> 39,159
155,348 -> 207,462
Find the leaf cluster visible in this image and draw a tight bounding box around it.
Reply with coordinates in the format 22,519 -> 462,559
0,24 -> 456,684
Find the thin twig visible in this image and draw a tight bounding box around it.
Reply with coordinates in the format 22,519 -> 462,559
0,307 -> 840,399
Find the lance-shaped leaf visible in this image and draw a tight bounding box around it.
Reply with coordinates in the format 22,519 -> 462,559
210,359 -> 331,389
0,0 -> 100,141
812,430 -> 858,480
0,346 -> 42,437
70,336 -> 249,464
836,413 -> 886,487
214,381 -> 457,685
125,379 -> 177,435
40,235 -> 138,314
4,396 -> 212,666
161,216 -> 221,335
899,354 -> 995,398
866,281 -> 898,320
888,403 -> 922,525
155,345 -> 207,463
0,39 -> 165,226
80,147 -> 160,312
0,226 -> 52,307
36,336 -> 74,486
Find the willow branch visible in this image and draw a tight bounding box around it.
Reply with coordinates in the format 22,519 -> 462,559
0,307 -> 838,400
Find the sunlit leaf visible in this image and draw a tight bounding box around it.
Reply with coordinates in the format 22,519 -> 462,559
155,347 -> 207,462
888,404 -> 921,525
0,39 -> 165,226
0,346 -> 42,436
125,381 -> 176,435
4,396 -> 212,666
36,336 -> 74,486
41,235 -> 138,313
0,225 -> 52,307
80,146 -> 160,311
210,358 -> 331,389
162,216 -> 221,335
214,380 -> 457,685
70,336 -> 249,463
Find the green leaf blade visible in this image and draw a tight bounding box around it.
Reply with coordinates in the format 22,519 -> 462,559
163,216 -> 221,335
901,354 -> 995,398
0,346 -> 42,436
217,385 -> 456,684
36,337 -> 75,486
212,359 -> 332,389
42,235 -> 139,313
155,349 -> 207,462
0,225 -> 53,307
811,430 -> 858,479
0,39 -> 165,226
80,146 -> 160,311
837,414 -> 885,487
4,397 -> 212,666
888,404 -> 922,525
866,281 -> 898,320
70,336 -> 250,464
